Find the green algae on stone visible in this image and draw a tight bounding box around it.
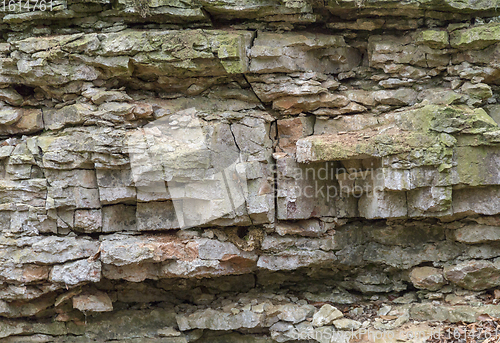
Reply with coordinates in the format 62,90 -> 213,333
415,30 -> 449,49
484,130 -> 500,143
454,145 -> 500,186
450,23 -> 500,50
445,0 -> 500,11
296,104 -> 499,164
430,105 -> 498,134
109,29 -> 252,77
296,131 -> 422,162
461,82 -> 493,100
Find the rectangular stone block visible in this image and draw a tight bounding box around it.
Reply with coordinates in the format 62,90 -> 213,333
358,189 -> 407,219
249,32 -> 359,74
407,186 -> 452,217
102,205 -> 137,232
49,259 -> 101,285
136,201 -> 179,231
74,209 -> 102,233
99,187 -> 136,205
276,156 -> 357,220
47,186 -> 100,209
453,186 -> 500,216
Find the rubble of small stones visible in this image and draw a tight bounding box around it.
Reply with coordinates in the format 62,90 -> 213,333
2,0 -> 500,341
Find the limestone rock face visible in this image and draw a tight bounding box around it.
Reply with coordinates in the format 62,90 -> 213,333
409,266 -> 447,291
72,290 -> 113,312
444,260 -> 500,290
2,0 -> 500,341
312,304 -> 343,327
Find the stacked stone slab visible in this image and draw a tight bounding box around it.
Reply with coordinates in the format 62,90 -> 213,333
2,0 -> 500,341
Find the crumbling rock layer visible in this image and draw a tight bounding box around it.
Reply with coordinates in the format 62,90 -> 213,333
2,0 -> 500,342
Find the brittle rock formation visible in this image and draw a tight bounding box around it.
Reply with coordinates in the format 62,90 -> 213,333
2,0 -> 500,341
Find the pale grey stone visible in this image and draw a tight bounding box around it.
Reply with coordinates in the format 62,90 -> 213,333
312,304 -> 343,327
444,260 -> 500,291
332,318 -> 361,330
277,304 -> 315,324
101,204 -> 136,232
0,236 -> 99,265
72,290 -> 113,312
454,224 -> 500,244
49,259 -> 101,285
176,309 -> 262,331
136,201 -> 179,231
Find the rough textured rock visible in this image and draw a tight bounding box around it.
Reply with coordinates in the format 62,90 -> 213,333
72,290 -> 113,312
1,0 -> 500,341
444,260 -> 500,291
409,266 -> 447,291
312,304 -> 343,327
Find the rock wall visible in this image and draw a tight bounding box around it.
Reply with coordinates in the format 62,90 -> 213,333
2,0 -> 500,341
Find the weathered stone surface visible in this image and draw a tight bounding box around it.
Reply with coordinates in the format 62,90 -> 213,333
451,23 -> 500,50
409,267 -> 447,291
247,73 -> 333,103
0,264 -> 50,283
257,250 -> 336,271
0,89 -> 23,106
101,205 -> 136,232
0,109 -> 43,135
332,318 -> 361,330
72,290 -> 113,312
444,260 -> 500,290
177,309 -> 262,331
364,241 -> 464,269
249,32 -> 358,74
453,224 -> 500,243
411,303 -> 500,323
461,82 -> 493,100
453,187 -> 500,216
3,30 -> 254,86
0,236 -> 100,265
415,30 -> 449,49
312,304 -> 343,327
71,309 -> 178,340
74,209 -> 102,232
100,234 -> 197,266
276,117 -> 314,154
136,201 -> 179,231
49,259 -> 101,285
0,296 -> 55,318
2,1 -> 500,341
275,219 -> 328,237
359,189 -> 408,219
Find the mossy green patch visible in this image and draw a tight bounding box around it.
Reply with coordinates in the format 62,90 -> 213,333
415,30 -> 449,49
455,145 -> 495,186
450,23 -> 500,50
297,103 -> 500,185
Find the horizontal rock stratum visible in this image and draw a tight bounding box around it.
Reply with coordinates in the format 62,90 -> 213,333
1,0 -> 500,342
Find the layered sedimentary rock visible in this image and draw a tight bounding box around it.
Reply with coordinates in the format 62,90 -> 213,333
2,0 -> 500,341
